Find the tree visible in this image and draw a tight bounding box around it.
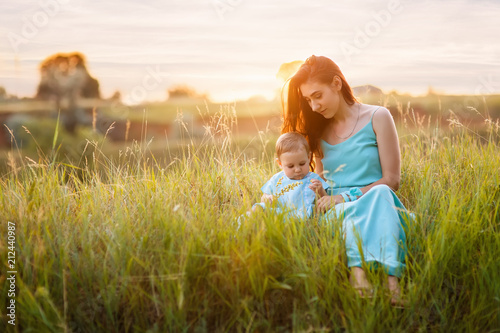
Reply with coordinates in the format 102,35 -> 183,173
36,52 -> 100,100
109,90 -> 122,101
167,85 -> 209,101
276,60 -> 304,82
35,52 -> 101,133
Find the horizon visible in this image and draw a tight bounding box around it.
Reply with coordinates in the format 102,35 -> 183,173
1,0 -> 500,104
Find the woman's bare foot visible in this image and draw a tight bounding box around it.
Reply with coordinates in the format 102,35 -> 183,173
387,275 -> 406,308
350,267 -> 373,298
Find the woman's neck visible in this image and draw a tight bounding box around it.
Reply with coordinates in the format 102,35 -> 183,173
333,100 -> 358,123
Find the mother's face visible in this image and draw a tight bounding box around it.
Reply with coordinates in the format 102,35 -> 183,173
299,76 -> 342,119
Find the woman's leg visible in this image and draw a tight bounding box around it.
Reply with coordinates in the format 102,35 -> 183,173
387,275 -> 406,307
350,267 -> 373,297
343,185 -> 407,278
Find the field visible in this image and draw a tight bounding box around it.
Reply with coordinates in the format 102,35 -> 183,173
0,101 -> 499,332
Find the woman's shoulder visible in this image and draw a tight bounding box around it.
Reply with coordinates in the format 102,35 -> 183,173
352,103 -> 390,131
369,105 -> 395,135
371,105 -> 391,117
360,104 -> 390,118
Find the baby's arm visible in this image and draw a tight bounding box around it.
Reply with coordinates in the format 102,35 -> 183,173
309,179 -> 327,197
250,193 -> 274,213
260,193 -> 275,204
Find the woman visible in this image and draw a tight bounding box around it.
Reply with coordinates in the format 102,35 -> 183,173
281,55 -> 410,306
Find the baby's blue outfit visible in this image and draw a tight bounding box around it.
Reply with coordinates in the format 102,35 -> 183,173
254,171 -> 329,219
321,106 -> 412,277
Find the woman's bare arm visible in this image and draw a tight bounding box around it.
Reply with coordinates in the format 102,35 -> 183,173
359,107 -> 401,193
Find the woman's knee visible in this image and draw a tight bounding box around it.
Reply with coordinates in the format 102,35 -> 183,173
370,184 -> 392,194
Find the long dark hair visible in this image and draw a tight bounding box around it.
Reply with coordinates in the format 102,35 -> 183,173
281,55 -> 357,169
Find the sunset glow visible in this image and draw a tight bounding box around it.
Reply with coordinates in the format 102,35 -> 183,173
1,0 -> 500,103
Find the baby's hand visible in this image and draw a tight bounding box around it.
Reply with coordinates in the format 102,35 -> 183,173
309,179 -> 327,197
261,193 -> 275,204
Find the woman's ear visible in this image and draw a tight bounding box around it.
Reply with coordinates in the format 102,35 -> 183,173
331,75 -> 342,91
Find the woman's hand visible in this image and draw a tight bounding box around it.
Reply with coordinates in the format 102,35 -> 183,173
316,195 -> 343,213
260,193 -> 275,205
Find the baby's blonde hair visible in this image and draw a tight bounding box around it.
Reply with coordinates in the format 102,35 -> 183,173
276,132 -> 310,159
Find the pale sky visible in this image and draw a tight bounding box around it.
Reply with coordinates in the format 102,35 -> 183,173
1,0 -> 499,103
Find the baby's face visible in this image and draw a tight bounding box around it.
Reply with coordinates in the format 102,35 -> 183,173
278,148 -> 310,180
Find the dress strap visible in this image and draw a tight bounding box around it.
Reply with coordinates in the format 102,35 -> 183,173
370,106 -> 382,121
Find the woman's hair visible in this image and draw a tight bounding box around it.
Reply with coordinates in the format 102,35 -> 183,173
281,55 -> 357,168
275,132 -> 310,159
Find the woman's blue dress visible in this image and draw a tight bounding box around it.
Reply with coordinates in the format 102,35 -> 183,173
321,107 -> 410,277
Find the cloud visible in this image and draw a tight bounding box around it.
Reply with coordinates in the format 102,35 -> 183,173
1,0 -> 499,100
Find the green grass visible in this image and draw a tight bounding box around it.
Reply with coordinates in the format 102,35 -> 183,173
0,104 -> 499,332
97,98 -> 281,124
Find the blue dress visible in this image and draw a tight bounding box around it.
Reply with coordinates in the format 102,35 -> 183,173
321,107 -> 410,277
255,171 -> 329,219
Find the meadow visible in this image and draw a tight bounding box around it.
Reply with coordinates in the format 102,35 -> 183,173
0,101 -> 499,332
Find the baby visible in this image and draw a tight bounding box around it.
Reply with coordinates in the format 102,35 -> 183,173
250,132 -> 329,219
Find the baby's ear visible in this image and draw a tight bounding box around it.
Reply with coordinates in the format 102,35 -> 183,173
276,157 -> 283,169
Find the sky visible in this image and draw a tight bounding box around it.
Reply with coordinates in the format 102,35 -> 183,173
1,0 -> 500,103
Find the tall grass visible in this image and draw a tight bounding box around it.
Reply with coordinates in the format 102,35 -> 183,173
0,103 -> 499,332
